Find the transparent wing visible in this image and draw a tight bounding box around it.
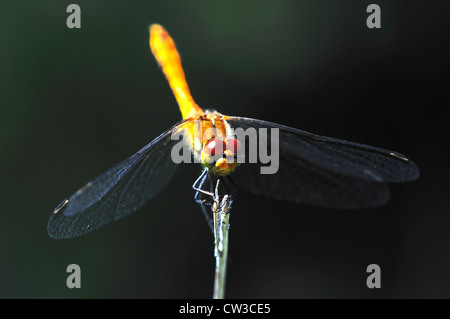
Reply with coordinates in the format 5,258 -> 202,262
226,116 -> 419,208
48,120 -> 190,239
232,153 -> 391,208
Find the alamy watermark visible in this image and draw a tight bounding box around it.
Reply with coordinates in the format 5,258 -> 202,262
170,120 -> 280,175
66,264 -> 81,288
366,264 -> 381,289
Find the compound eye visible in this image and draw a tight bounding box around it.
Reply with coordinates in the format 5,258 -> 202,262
204,139 -> 226,156
226,138 -> 241,154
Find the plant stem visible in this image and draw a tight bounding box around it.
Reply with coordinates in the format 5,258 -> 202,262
213,209 -> 230,299
212,178 -> 232,299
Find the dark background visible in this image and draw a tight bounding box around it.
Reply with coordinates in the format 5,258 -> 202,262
0,0 -> 449,298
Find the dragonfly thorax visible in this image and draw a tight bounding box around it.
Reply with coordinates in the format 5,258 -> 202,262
183,111 -> 241,176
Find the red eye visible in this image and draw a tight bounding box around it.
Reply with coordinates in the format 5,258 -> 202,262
226,138 -> 241,154
204,139 -> 226,156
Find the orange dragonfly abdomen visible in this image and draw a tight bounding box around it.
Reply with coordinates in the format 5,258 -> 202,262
149,24 -> 203,120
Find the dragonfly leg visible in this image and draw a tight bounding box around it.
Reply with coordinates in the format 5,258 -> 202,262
192,169 -> 236,232
192,169 -> 215,232
192,168 -> 208,190
193,169 -> 214,205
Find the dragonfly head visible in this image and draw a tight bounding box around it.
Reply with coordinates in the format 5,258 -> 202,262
202,138 -> 243,176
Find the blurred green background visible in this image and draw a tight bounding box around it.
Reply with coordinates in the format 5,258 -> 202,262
0,0 -> 449,298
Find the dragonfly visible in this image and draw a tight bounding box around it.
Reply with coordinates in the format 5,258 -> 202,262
48,24 -> 419,240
